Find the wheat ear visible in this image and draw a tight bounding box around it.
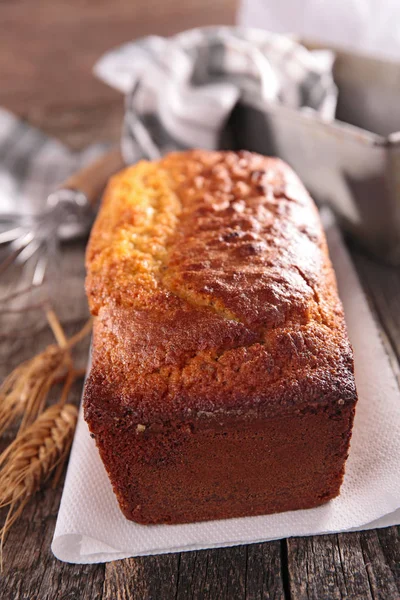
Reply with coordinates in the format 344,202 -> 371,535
0,402 -> 78,563
0,312 -> 91,437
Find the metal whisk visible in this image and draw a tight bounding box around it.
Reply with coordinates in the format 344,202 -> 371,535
0,149 -> 124,285
0,81 -> 162,290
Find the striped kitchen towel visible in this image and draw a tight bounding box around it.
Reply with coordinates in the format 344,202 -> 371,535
95,26 -> 337,163
0,109 -> 105,217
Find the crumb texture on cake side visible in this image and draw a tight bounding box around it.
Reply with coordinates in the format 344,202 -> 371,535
84,150 -> 357,425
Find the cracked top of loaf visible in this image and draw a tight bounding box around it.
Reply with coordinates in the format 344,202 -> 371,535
84,150 -> 356,424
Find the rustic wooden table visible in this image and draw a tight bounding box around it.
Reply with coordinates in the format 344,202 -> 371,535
1,2 -> 400,598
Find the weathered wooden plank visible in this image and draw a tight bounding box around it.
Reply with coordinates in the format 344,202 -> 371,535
358,529 -> 400,600
376,526 -> 400,587
175,546 -> 247,600
103,554 -> 180,600
1,479 -> 106,600
286,533 -> 373,600
103,545 -> 264,600
245,542 -> 286,600
103,541 -> 284,600
0,0 -> 236,149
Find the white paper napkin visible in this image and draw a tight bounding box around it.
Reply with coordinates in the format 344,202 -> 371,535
52,215 -> 400,564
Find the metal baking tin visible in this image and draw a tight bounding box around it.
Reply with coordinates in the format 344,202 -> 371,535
229,41 -> 400,265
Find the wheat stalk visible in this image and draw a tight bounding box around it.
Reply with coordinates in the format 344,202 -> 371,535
0,402 -> 78,563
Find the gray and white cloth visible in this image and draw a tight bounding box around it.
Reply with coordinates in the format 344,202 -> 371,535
0,108 -> 105,217
0,109 -> 107,290
98,27 -> 337,163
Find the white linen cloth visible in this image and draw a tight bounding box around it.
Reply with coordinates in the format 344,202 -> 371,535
52,213 -> 400,564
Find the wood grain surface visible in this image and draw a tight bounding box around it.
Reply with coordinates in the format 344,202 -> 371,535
1,1 -> 400,598
0,0 -> 236,149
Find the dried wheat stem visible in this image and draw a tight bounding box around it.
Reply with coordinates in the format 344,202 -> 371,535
66,317 -> 93,349
46,309 -> 93,351
59,369 -> 76,408
46,308 -> 68,348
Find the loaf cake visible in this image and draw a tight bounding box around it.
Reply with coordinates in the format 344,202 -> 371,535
84,150 -> 357,524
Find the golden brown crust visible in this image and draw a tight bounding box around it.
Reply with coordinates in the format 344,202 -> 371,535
84,150 -> 356,424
